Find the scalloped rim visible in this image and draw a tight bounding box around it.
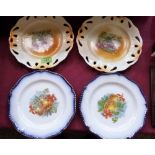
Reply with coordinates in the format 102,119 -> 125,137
9,16 -> 74,69
76,16 -> 143,73
80,74 -> 147,139
9,71 -> 76,138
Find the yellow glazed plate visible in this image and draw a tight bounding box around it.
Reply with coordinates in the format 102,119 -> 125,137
77,16 -> 143,72
9,16 -> 74,69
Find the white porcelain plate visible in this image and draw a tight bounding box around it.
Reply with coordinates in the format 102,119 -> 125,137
81,74 -> 147,138
9,16 -> 74,69
9,71 -> 76,138
77,16 -> 143,72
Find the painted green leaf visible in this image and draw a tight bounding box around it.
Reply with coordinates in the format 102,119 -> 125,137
98,96 -> 108,112
112,117 -> 118,123
113,111 -> 119,115
41,57 -> 52,64
98,104 -> 104,112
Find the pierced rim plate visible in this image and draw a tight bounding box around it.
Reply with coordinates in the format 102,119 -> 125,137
77,16 -> 143,72
81,74 -> 147,138
9,16 -> 74,69
9,71 -> 76,138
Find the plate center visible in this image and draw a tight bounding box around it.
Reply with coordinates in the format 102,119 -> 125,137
18,80 -> 66,125
88,24 -> 131,61
96,32 -> 122,53
21,21 -> 62,58
90,82 -> 138,131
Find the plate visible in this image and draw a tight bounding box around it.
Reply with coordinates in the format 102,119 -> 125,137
9,71 -> 76,138
9,16 -> 74,69
77,16 -> 143,72
81,74 -> 147,138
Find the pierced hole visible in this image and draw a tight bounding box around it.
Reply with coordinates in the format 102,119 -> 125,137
44,16 -> 47,18
12,49 -> 19,55
110,67 -> 117,71
93,61 -> 96,65
84,26 -> 88,30
135,45 -> 138,48
86,56 -> 89,62
40,66 -> 45,68
13,44 -> 17,46
120,20 -> 124,23
27,62 -> 31,66
128,22 -> 132,28
104,65 -> 107,69
66,41 -> 70,44
70,34 -> 73,39
111,17 -> 114,20
127,61 -> 134,64
47,62 -> 50,65
135,36 -> 140,42
13,34 -> 17,37
26,16 -> 30,20
102,16 -> 106,19
97,67 -> 102,70
35,62 -> 39,66
13,27 -> 19,31
137,50 -> 141,54
81,36 -> 84,39
34,16 -> 37,18
53,59 -> 58,65
66,31 -> 70,34
86,20 -> 93,24
53,16 -> 56,19
78,40 -> 82,46
10,38 -> 13,43
64,23 -> 70,27
131,54 -> 135,57
65,47 -> 71,51
79,29 -> 83,33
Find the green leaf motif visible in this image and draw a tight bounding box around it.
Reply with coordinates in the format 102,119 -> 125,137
112,117 -> 118,123
98,95 -> 108,112
41,57 -> 52,64
113,111 -> 119,115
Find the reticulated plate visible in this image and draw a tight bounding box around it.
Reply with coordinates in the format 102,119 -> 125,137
77,16 -> 143,72
9,71 -> 76,138
81,74 -> 147,138
9,16 -> 74,69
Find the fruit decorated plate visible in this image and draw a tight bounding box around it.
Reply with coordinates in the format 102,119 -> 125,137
81,74 -> 147,138
9,16 -> 74,69
9,71 -> 76,138
77,16 -> 143,72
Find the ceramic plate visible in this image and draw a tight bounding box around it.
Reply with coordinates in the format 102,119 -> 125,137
81,74 -> 147,138
77,16 -> 143,72
9,16 -> 74,69
9,71 -> 76,138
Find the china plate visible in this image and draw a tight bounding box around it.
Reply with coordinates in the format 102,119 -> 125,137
9,16 -> 74,69
81,74 -> 147,138
77,16 -> 143,72
9,71 -> 76,138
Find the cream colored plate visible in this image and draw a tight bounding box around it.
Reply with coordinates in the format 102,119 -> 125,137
9,16 -> 74,69
81,74 -> 147,138
77,16 -> 143,72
